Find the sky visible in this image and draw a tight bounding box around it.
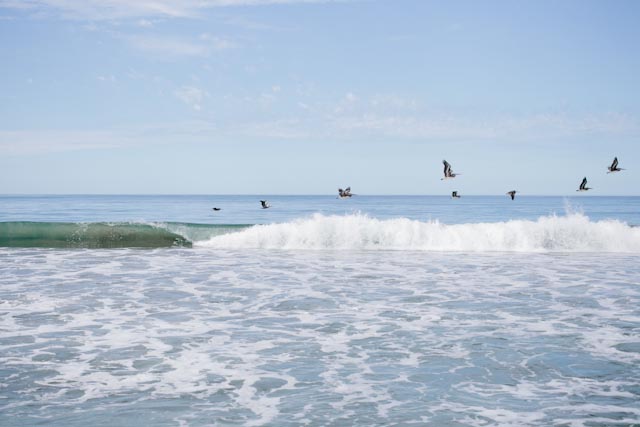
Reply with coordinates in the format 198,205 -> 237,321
1,0 -> 639,195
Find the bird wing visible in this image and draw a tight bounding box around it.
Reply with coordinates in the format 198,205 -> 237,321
344,187 -> 351,194
443,160 -> 451,176
612,157 -> 618,169
580,177 -> 587,189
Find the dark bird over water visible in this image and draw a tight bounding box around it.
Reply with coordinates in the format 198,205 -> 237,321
507,191 -> 516,200
212,207 -> 221,211
451,191 -> 461,198
607,157 -> 624,173
260,200 -> 271,209
577,177 -> 592,192
441,160 -> 460,180
338,187 -> 353,198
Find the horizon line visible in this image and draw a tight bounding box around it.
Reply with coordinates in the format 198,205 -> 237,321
2,193 -> 639,197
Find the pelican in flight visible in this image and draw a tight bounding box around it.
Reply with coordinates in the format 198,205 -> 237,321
212,207 -> 221,211
260,200 -> 271,209
576,177 -> 592,192
607,157 -> 624,173
506,190 -> 516,200
338,187 -> 353,198
441,160 -> 460,180
451,191 -> 461,198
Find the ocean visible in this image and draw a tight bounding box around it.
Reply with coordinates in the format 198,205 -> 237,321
1,195 -> 639,426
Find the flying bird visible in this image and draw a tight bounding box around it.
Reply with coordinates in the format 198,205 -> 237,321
212,207 -> 221,211
338,187 -> 353,198
260,200 -> 271,209
451,191 -> 461,198
506,191 -> 516,200
441,160 -> 460,180
607,157 -> 624,173
576,177 -> 592,192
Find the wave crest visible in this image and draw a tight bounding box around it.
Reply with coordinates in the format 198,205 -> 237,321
198,213 -> 640,252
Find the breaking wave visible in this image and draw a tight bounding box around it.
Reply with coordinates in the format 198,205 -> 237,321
4,214 -> 639,252
198,213 -> 640,253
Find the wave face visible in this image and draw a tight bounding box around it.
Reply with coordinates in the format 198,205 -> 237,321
199,213 -> 640,253
0,222 -> 248,249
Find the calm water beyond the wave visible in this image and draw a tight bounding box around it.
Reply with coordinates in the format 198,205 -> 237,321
1,195 -> 639,426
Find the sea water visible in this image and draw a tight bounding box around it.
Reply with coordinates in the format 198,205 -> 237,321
1,195 -> 639,426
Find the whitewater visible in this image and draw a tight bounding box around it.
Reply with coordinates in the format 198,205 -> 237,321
1,195 -> 639,426
198,212 -> 640,252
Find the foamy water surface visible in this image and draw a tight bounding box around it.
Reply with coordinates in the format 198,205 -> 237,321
1,248 -> 639,426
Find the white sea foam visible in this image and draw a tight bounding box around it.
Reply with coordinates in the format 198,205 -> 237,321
2,247 -> 639,426
198,213 -> 640,252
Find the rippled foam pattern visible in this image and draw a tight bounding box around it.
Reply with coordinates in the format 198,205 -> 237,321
201,213 -> 640,252
1,249 -> 639,426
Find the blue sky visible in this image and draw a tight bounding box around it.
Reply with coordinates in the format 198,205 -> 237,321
1,0 -> 639,195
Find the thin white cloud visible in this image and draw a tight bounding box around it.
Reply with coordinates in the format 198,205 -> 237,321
224,15 -> 294,31
0,122 -> 220,155
232,118 -> 309,139
0,0 -> 35,10
369,93 -> 418,111
330,112 -> 640,141
333,92 -> 359,114
199,33 -> 238,50
175,86 -> 209,110
229,111 -> 640,142
126,34 -> 235,57
97,74 -> 116,82
0,0 -> 192,20
127,35 -> 208,57
0,130 -> 124,155
0,0 -> 348,21
2,112 -> 636,156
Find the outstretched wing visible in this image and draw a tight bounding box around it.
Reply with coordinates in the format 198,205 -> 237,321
344,187 -> 351,195
443,160 -> 451,176
612,157 -> 618,169
580,177 -> 587,190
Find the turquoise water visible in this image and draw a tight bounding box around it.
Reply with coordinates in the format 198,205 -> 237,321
1,195 -> 639,426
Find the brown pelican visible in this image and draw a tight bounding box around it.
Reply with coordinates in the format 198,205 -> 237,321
260,200 -> 271,209
506,190 -> 516,200
451,191 -> 461,198
576,177 -> 592,192
607,157 -> 624,173
338,187 -> 353,198
441,160 -> 460,180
